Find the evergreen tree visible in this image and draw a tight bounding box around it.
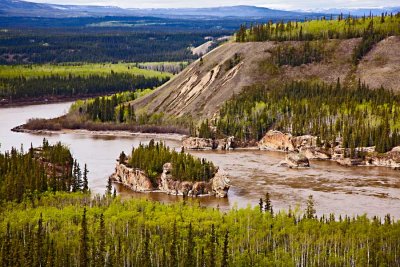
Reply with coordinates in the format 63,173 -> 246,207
306,195 -> 316,219
82,164 -> 89,192
185,222 -> 194,267
221,230 -> 229,267
79,208 -> 90,267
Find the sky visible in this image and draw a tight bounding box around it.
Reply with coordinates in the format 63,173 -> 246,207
27,0 -> 400,10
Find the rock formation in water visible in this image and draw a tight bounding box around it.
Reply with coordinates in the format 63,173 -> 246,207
110,163 -> 155,192
259,130 -> 331,159
279,152 -> 310,168
182,136 -> 236,150
260,130 -> 400,169
110,162 -> 230,197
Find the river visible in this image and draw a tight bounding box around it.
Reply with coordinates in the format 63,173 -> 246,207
1,102 -> 399,218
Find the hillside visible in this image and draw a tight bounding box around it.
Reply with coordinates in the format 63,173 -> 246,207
132,36 -> 400,120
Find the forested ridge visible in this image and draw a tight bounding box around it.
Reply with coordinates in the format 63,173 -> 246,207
0,30 -> 219,64
0,192 -> 399,267
126,140 -> 216,183
0,63 -> 171,102
236,13 -> 400,42
0,73 -> 169,101
236,14 -> 400,68
199,80 -> 400,153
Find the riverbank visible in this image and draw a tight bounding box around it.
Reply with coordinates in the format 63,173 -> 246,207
0,93 -> 121,108
12,126 -> 187,141
183,133 -> 400,170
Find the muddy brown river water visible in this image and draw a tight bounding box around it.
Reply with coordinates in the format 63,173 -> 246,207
0,102 -> 399,218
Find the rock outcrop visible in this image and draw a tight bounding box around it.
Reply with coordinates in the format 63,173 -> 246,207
210,169 -> 230,197
259,130 -> 294,151
259,130 -> 330,159
111,162 -> 230,197
279,152 -> 310,168
110,163 -> 154,191
336,158 -> 365,167
182,136 -> 236,150
182,137 -> 217,150
365,148 -> 400,170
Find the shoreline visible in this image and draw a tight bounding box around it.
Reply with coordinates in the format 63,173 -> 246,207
0,92 -> 128,108
12,126 -> 188,141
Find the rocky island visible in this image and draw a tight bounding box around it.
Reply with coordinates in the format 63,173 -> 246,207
110,140 -> 230,197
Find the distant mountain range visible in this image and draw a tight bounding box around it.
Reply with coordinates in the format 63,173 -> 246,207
303,7 -> 400,16
0,0 -> 323,19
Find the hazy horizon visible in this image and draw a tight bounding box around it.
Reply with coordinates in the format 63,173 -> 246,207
25,0 -> 400,11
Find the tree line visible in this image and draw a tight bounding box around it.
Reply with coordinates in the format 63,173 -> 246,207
127,140 -> 217,184
0,139 -> 87,203
0,73 -> 169,101
235,13 -> 400,42
0,191 -> 398,266
0,31 -> 209,65
200,79 -> 400,154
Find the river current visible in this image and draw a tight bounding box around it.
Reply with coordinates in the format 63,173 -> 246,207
0,102 -> 399,218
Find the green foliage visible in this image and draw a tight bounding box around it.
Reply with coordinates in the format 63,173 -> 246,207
197,119 -> 214,139
82,91 -> 137,123
0,65 -> 169,101
128,140 -> 217,182
0,192 -> 399,266
0,140 -> 82,202
270,41 -> 325,67
352,20 -> 386,64
212,80 -> 400,153
236,13 -> 400,42
0,30 -> 211,64
224,53 -> 241,71
0,63 -> 171,79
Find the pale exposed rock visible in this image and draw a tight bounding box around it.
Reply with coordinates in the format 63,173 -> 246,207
279,152 -> 310,168
336,158 -> 365,167
300,147 -> 331,160
216,136 -> 235,150
292,135 -> 317,149
391,146 -> 400,152
366,150 -> 400,170
182,136 -> 235,150
210,169 -> 231,198
182,137 -> 217,150
259,130 -> 294,151
112,161 -> 230,197
110,163 -> 154,191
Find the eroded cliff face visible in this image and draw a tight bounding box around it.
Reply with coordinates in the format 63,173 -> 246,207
110,163 -> 154,192
110,162 -> 230,197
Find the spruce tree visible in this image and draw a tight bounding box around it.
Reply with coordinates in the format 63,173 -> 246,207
306,195 -> 316,219
222,230 -> 229,267
209,224 -> 216,267
82,164 -> 89,192
170,222 -> 178,267
79,208 -> 89,267
185,222 -> 194,267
